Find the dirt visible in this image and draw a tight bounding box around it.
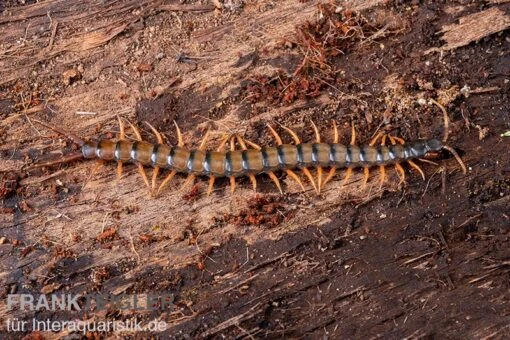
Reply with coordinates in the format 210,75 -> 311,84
1,0 -> 509,339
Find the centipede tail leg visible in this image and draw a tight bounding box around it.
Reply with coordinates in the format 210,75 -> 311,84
323,121 -> 339,189
127,120 -> 151,193
32,119 -> 85,146
236,135 -> 258,192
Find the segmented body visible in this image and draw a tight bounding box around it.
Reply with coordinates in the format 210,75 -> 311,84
81,139 -> 443,178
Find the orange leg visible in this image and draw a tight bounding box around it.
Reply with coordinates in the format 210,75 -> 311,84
180,128 -> 211,192
156,122 -> 186,195
127,120 -> 152,194
322,120 -> 339,189
342,168 -> 353,187
268,171 -> 283,194
310,120 -> 322,193
362,167 -> 370,187
145,122 -> 165,194
116,116 -> 125,180
236,135 -> 258,192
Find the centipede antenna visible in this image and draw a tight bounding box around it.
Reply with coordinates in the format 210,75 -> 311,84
442,145 -> 467,174
408,160 -> 426,181
268,171 -> 283,194
32,119 -> 85,146
267,124 -> 283,145
429,98 -> 450,143
157,170 -> 177,196
302,167 -> 318,194
278,123 -> 301,144
173,121 -> 184,147
286,169 -> 306,192
332,120 -> 339,143
27,151 -> 85,170
207,177 -> 215,196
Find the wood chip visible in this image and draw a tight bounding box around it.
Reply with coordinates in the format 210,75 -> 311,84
425,7 -> 510,54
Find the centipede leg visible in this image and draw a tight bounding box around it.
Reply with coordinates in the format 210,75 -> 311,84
395,163 -> 406,186
236,135 -> 258,192
229,136 -> 237,193
322,121 -> 339,189
310,120 -> 323,193
268,171 -> 283,194
127,120 -> 152,194
278,123 -> 301,144
267,124 -> 283,145
146,122 -> 165,194
207,177 -> 215,196
155,122 -> 185,195
157,170 -> 177,195
362,167 -> 370,187
388,135 -> 425,181
322,168 -> 337,188
116,116 -> 125,180
286,169 -> 306,192
342,168 -> 353,187
302,168 -> 319,194
379,134 -> 387,185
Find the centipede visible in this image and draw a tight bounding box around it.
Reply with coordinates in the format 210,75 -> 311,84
31,109 -> 467,197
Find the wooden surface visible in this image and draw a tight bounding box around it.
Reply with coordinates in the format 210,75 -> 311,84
1,0 -> 509,338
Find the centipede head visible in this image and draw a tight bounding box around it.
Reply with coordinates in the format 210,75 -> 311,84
423,138 -> 467,174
